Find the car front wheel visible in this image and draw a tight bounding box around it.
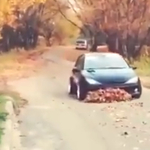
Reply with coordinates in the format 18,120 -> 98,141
68,77 -> 77,95
76,84 -> 87,100
133,93 -> 141,99
133,83 -> 142,99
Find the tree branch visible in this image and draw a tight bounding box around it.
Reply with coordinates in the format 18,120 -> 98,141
53,0 -> 82,30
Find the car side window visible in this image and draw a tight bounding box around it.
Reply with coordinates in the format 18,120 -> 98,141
74,55 -> 84,70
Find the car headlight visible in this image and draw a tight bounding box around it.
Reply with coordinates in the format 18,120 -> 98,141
86,78 -> 101,85
126,77 -> 138,84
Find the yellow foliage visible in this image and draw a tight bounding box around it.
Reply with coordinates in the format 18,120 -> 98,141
0,0 -> 46,26
0,0 -> 78,43
54,10 -> 79,42
58,20 -> 78,37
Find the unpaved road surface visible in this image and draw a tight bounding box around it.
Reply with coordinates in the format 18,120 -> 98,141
9,47 -> 150,150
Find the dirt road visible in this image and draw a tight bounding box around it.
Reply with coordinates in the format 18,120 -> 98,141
9,47 -> 150,150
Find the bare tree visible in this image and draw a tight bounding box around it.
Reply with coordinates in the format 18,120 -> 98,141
55,0 -> 150,59
13,0 -> 69,46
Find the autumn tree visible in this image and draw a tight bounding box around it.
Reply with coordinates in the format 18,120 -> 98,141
0,0 -> 76,46
57,0 -> 150,59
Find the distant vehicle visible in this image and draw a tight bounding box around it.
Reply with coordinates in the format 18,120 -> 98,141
75,38 -> 92,50
68,52 -> 142,100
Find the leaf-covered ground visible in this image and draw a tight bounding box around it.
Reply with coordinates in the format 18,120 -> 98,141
0,49 -> 47,82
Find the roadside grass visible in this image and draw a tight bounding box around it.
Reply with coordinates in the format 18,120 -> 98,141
0,48 -> 45,108
0,49 -> 40,143
0,96 -> 8,144
0,50 -> 37,144
133,56 -> 150,76
0,90 -> 27,144
0,48 -> 46,143
0,89 -> 26,108
132,56 -> 150,88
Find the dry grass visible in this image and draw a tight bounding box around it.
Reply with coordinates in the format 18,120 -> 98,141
133,56 -> 150,88
0,48 -> 47,81
133,56 -> 150,76
0,89 -> 27,143
131,56 -> 150,88
0,89 -> 25,106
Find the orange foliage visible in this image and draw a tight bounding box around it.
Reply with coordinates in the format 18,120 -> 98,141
75,0 -> 150,35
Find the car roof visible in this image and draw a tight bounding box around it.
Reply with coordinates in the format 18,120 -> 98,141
83,52 -> 122,58
76,39 -> 87,41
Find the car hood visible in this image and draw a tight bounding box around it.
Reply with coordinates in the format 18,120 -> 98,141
82,68 -> 136,84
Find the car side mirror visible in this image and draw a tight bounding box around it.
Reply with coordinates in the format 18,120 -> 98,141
131,66 -> 137,70
72,67 -> 81,73
87,68 -> 95,72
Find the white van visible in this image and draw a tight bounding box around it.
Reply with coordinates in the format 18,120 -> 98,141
75,39 -> 91,50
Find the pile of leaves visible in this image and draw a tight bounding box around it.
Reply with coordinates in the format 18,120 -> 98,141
84,88 -> 132,103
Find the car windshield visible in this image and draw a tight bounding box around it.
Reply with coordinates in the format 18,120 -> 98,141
76,40 -> 86,44
84,54 -> 129,69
